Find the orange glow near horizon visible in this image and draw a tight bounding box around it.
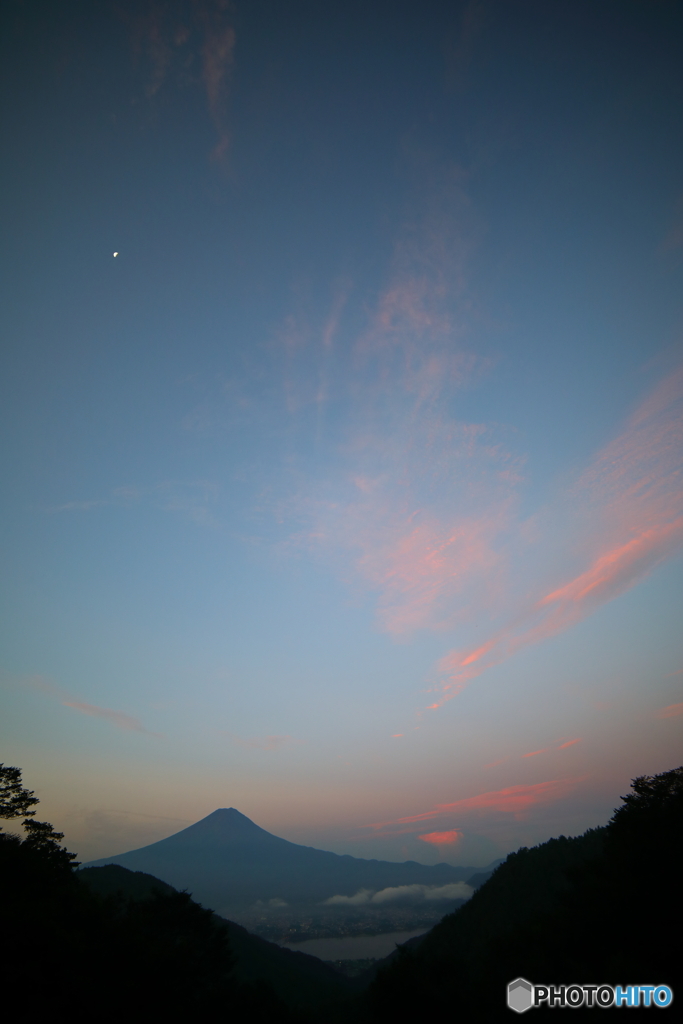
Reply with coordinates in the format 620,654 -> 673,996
365,778 -> 582,831
419,829 -> 463,846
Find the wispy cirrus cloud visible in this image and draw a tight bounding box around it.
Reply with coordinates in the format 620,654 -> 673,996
122,0 -> 235,161
280,163 -> 680,687
431,778 -> 581,818
17,675 -> 162,736
195,0 -> 235,161
286,164 -> 522,637
484,739 -> 581,768
63,701 -> 157,734
433,367 -> 683,704
365,778 -> 583,835
656,702 -> 683,719
355,501 -> 511,636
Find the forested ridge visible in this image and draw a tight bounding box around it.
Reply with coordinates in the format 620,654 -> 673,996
0,764 -> 313,1021
366,765 -> 682,1021
1,764 -> 680,1021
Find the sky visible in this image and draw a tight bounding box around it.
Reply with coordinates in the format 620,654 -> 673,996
1,0 -> 682,868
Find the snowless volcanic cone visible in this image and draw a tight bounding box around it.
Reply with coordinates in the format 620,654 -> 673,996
83,808 -> 481,916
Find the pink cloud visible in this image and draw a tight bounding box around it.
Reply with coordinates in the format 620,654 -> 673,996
63,701 -> 157,735
433,368 -> 683,703
460,637 -> 498,667
295,410 -> 516,641
521,748 -> 549,758
365,778 -> 582,832
558,739 -> 581,749
434,779 -> 579,817
284,166 -> 523,639
419,829 -> 463,846
437,520 -> 683,696
199,14 -> 235,161
123,2 -> 235,161
656,702 -> 683,719
359,511 -> 508,635
18,677 -> 161,736
537,520 -> 683,610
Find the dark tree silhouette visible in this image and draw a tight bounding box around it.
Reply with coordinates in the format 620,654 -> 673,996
365,767 -> 683,1022
21,817 -> 80,868
0,760 -> 303,1023
0,763 -> 39,820
0,763 -> 78,869
608,764 -> 683,856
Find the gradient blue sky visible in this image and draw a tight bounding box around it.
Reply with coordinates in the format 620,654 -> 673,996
1,0 -> 682,866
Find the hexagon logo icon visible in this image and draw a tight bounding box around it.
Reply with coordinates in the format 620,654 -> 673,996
507,977 -> 534,1013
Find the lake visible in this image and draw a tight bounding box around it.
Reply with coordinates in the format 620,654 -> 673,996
279,928 -> 429,961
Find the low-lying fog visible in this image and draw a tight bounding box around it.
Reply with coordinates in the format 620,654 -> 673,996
226,882 -> 474,943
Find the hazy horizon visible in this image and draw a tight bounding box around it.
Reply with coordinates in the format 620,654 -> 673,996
1,0 -> 682,869
79,804 -> 503,867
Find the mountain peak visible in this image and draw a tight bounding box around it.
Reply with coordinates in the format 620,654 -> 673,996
202,807 -> 253,822
82,809 -> 485,917
163,807 -> 287,847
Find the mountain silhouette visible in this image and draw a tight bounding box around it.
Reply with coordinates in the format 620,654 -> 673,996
363,766 -> 683,1021
83,808 -> 485,917
79,864 -> 355,1014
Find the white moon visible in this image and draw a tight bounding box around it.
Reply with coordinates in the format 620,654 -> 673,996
113,252 -> 118,257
